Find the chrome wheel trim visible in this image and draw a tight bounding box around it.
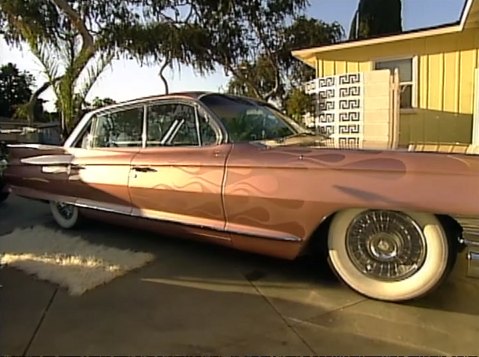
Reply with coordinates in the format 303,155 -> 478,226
345,210 -> 427,282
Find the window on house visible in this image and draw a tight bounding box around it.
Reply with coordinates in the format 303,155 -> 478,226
375,58 -> 416,109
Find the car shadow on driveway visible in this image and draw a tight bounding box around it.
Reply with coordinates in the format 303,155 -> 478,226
0,197 -> 51,236
2,196 -> 479,355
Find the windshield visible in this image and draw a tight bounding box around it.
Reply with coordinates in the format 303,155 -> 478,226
200,94 -> 311,142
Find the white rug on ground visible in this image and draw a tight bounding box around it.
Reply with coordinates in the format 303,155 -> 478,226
0,226 -> 155,295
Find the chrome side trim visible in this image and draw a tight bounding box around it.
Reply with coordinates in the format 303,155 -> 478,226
42,166 -> 69,174
21,155 -> 72,166
9,186 -> 302,243
75,199 -> 132,216
227,230 -> 302,242
81,202 -> 301,242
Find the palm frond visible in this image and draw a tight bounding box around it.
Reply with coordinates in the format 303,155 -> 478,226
75,51 -> 114,109
29,42 -> 62,97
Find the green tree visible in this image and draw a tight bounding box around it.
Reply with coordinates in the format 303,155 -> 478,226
116,0 -> 310,101
89,97 -> 116,109
1,0 -> 313,136
284,87 -> 313,124
226,16 -> 344,104
0,63 -> 34,118
0,0 -> 132,134
349,0 -> 402,40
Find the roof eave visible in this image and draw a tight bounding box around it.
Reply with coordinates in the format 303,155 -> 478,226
293,0 -> 477,65
292,24 -> 462,65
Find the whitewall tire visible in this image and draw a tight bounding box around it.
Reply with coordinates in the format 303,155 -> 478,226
328,209 -> 453,302
50,201 -> 81,229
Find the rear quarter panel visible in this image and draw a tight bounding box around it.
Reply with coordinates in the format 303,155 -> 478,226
224,143 -> 479,249
3,145 -> 72,198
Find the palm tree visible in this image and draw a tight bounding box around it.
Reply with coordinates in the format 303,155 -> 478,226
30,33 -> 113,137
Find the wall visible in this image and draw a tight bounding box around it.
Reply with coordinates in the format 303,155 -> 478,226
304,70 -> 398,149
313,29 -> 479,146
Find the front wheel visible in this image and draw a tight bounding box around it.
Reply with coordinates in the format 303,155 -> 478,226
50,201 -> 81,229
328,209 -> 454,302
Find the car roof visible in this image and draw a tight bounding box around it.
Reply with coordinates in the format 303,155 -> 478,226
96,91 -> 270,112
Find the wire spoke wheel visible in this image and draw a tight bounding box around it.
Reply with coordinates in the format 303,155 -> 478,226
50,201 -> 80,229
328,209 -> 454,301
55,202 -> 75,220
345,210 -> 427,281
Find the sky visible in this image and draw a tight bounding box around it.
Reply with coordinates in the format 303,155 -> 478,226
0,0 -> 468,111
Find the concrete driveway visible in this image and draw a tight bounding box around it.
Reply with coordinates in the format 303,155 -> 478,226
1,195 -> 479,355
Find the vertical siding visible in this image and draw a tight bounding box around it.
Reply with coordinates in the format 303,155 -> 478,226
419,53 -> 429,109
427,53 -> 444,111
316,58 -> 323,78
359,62 -> 372,72
323,60 -> 336,76
313,30 -> 477,145
458,49 -> 476,114
335,61 -> 347,74
443,52 -> 460,113
347,61 -> 360,72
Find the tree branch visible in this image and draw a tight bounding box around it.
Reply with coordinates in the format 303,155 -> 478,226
224,59 -> 263,99
251,21 -> 281,100
19,76 -> 62,124
50,0 -> 96,80
158,54 -> 171,94
50,0 -> 94,49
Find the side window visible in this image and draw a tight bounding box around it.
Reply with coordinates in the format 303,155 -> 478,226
90,106 -> 144,148
146,103 -> 218,147
74,120 -> 93,148
199,111 -> 218,146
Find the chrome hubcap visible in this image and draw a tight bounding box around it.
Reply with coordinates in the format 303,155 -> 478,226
346,210 -> 427,281
55,202 -> 75,220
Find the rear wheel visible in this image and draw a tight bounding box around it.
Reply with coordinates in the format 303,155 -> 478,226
50,201 -> 81,229
328,209 -> 454,301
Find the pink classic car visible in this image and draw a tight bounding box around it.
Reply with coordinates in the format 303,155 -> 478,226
2,92 -> 479,302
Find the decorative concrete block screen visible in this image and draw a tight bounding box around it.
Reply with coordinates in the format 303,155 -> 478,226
305,70 -> 398,149
305,73 -> 364,148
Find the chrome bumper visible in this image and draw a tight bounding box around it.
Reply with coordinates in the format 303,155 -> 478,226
454,216 -> 479,278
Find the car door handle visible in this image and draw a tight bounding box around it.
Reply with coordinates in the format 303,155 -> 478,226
132,166 -> 157,173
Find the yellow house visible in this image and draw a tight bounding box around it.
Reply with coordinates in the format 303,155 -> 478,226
292,0 -> 479,148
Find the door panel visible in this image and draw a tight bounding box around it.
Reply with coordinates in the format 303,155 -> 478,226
67,147 -> 139,214
64,104 -> 144,214
223,143 -> 316,243
128,144 -> 231,230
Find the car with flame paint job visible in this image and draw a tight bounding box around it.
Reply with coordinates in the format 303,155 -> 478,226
2,92 -> 479,301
